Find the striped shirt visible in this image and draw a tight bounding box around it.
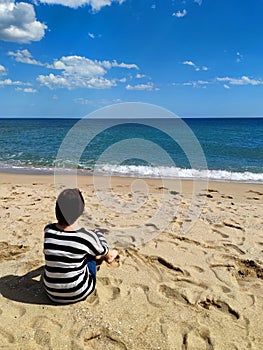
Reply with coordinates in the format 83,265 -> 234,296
43,223 -> 109,304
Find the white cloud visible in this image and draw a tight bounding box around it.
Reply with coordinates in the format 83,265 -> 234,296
0,78 -> 29,86
182,80 -> 209,88
16,87 -> 38,93
88,32 -> 95,39
39,0 -> 125,11
126,82 -> 156,91
174,75 -> 263,89
111,60 -> 139,70
37,73 -> 74,89
182,60 -> 208,71
74,97 -> 95,105
236,51 -> 243,63
24,87 -> 37,93
37,72 -> 115,89
8,50 -> 139,74
88,32 -> 102,39
8,49 -> 44,66
0,64 -> 7,75
53,56 -> 137,76
172,9 -> 187,18
182,61 -> 195,67
196,80 -> 209,85
74,97 -> 122,106
216,76 -> 263,86
136,73 -> 146,79
194,0 -> 202,5
0,0 -> 47,43
37,55 -> 139,89
51,55 -> 107,77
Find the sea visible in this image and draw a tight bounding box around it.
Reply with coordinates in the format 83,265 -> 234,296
0,117 -> 262,183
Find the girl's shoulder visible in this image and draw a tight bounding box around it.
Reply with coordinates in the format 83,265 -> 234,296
44,223 -> 55,231
78,227 -> 105,237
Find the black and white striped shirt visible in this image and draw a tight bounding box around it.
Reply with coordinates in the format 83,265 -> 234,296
43,223 -> 108,304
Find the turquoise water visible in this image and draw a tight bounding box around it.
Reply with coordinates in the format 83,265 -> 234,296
0,117 -> 262,182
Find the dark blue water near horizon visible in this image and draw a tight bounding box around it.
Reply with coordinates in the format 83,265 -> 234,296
0,117 -> 262,182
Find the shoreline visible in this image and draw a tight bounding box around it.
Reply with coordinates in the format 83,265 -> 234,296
1,171 -> 263,187
0,163 -> 263,185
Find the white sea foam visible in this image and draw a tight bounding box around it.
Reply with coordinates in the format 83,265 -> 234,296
94,164 -> 263,183
1,162 -> 263,183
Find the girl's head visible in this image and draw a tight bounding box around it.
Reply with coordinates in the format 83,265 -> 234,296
55,188 -> 85,226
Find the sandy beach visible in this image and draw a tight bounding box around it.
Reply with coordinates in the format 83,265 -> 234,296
0,172 -> 262,350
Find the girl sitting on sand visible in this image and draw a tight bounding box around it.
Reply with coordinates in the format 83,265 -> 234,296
43,188 -> 118,304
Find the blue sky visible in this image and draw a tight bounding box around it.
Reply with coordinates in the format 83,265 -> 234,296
0,0 -> 263,118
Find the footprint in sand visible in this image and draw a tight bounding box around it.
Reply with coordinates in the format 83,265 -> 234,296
192,265 -> 205,274
83,329 -> 128,350
222,243 -> 246,255
147,255 -> 188,277
86,289 -> 99,305
160,319 -> 214,350
246,190 -> 263,196
0,300 -> 26,345
198,297 -> 240,320
223,221 -> 244,232
182,329 -> 214,350
232,258 -> 263,281
30,316 -> 63,348
130,283 -> 161,307
0,242 -> 29,262
0,327 -> 15,346
159,284 -> 190,305
221,195 -> 233,199
212,228 -> 229,239
95,277 -> 122,301
34,328 -> 52,348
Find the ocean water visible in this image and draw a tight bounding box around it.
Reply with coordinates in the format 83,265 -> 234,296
0,117 -> 262,183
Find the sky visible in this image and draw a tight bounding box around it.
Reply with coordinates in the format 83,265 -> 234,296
0,0 -> 263,118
